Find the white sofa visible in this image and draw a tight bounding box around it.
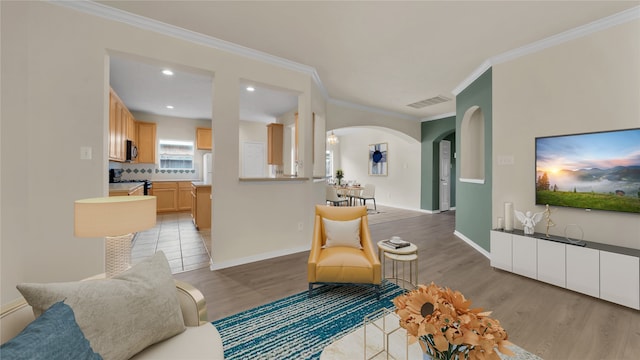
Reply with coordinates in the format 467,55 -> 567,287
1,280 -> 224,359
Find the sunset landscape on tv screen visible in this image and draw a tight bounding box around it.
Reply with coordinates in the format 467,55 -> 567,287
535,128 -> 640,214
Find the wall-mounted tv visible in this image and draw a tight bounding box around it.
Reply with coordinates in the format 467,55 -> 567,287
535,128 -> 640,214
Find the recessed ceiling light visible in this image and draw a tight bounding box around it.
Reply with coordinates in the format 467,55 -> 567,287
166,105 -> 174,109
246,86 -> 255,92
162,69 -> 174,76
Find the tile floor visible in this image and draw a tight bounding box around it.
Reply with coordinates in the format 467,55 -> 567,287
131,212 -> 212,274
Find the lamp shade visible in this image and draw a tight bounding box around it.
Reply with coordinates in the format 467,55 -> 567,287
74,196 -> 157,237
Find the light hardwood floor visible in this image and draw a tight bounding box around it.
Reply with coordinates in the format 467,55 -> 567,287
175,210 -> 640,360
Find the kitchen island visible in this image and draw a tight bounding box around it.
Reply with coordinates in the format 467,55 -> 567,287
191,182 -> 211,230
109,182 -> 145,196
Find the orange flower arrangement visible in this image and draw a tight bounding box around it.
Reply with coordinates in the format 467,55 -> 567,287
393,283 -> 514,360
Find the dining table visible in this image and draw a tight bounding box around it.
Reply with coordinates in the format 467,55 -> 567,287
334,185 -> 363,206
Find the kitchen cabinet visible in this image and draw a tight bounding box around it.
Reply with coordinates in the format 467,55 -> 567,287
109,89 -> 125,162
109,88 -> 136,162
191,182 -> 211,230
267,123 -> 283,165
196,127 -> 212,150
178,181 -> 193,211
126,112 -> 136,143
136,121 -> 156,164
108,183 -> 145,197
154,181 -> 192,213
153,182 -> 178,213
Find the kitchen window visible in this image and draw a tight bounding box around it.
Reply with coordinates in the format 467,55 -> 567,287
159,140 -> 194,170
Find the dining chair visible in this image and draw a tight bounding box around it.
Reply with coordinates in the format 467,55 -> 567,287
326,186 -> 349,206
356,184 -> 376,211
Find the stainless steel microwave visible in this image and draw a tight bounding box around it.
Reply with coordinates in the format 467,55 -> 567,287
126,140 -> 138,162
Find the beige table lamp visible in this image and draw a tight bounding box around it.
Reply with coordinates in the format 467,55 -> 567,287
74,196 -> 156,277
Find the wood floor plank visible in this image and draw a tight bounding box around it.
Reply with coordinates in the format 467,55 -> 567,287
174,209 -> 640,359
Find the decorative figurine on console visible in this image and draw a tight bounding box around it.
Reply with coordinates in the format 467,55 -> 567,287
543,204 -> 556,238
514,209 -> 544,235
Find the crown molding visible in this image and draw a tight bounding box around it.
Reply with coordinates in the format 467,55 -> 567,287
452,5 -> 640,96
50,0 -> 328,96
328,98 -> 420,121
421,112 -> 456,122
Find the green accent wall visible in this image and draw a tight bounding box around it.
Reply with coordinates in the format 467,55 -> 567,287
455,68 -> 492,251
420,116 -> 456,211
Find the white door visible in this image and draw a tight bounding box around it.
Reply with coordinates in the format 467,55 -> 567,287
439,140 -> 451,211
242,142 -> 266,178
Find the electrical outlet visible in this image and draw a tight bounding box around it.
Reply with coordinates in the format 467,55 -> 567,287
298,222 -> 303,231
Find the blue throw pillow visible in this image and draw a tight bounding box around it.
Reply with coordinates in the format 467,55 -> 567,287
0,301 -> 102,360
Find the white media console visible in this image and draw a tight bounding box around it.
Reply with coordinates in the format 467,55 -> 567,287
490,230 -> 639,310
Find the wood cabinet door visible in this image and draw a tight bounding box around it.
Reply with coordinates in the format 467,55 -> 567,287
153,182 -> 178,213
196,128 -> 212,150
267,123 -> 283,165
108,88 -> 127,162
177,182 -> 192,211
109,91 -> 118,160
136,121 -> 157,164
195,186 -> 212,230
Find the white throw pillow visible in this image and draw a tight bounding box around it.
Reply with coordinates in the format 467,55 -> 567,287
323,218 -> 362,249
17,251 -> 185,360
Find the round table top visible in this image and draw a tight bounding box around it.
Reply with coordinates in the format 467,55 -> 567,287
384,252 -> 418,261
377,240 -> 418,255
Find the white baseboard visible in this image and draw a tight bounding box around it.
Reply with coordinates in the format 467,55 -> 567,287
210,245 -> 311,271
453,230 -> 490,259
375,203 -> 438,214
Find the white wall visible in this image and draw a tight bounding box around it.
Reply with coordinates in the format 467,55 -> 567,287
0,1 -> 322,304
335,127 -> 421,210
493,19 -> 640,249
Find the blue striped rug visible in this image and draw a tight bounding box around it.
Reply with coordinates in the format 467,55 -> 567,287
213,281 -> 405,359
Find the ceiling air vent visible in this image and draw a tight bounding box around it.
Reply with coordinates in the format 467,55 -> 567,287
407,95 -> 451,109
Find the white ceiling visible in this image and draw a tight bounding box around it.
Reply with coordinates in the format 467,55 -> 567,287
109,55 -> 298,122
101,1 -> 638,121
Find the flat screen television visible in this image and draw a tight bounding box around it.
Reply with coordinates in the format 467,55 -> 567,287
535,128 -> 640,214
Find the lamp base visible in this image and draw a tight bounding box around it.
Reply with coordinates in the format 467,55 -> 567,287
105,233 -> 134,277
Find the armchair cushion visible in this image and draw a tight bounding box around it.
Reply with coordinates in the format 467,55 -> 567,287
16,252 -> 185,360
322,218 -> 362,249
0,301 -> 102,360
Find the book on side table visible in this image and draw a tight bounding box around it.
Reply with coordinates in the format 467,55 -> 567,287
382,239 -> 410,249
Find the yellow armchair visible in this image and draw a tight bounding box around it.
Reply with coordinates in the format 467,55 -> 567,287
308,205 -> 381,297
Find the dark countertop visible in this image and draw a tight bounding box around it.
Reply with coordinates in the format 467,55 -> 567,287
108,182 -> 144,192
493,229 -> 640,258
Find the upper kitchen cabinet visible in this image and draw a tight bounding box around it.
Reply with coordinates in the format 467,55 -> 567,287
267,123 -> 284,165
136,121 -> 157,164
109,88 -> 127,162
109,87 -> 138,162
109,87 -> 156,163
196,127 -> 212,150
